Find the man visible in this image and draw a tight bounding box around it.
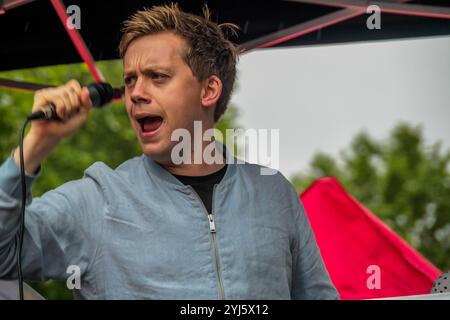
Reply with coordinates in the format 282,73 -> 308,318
0,4 -> 338,299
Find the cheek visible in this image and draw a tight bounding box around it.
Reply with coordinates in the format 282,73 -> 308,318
124,104 -> 139,132
167,87 -> 202,116
125,104 -> 134,123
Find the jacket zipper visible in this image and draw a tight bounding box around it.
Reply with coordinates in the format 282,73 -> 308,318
189,184 -> 225,299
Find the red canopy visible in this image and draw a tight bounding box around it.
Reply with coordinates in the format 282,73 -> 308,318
300,177 -> 441,299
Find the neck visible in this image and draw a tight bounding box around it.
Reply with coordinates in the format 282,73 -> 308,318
163,161 -> 225,177
159,135 -> 226,177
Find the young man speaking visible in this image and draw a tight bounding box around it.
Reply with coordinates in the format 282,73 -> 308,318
0,4 -> 338,299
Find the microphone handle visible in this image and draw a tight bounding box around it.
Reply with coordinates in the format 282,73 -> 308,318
26,104 -> 58,121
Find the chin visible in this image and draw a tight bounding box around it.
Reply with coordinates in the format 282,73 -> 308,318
140,140 -> 173,164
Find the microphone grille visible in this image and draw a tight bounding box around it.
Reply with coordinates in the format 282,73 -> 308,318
88,82 -> 113,107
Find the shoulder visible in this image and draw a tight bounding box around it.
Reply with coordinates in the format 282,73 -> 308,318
234,162 -> 294,188
82,155 -> 146,188
233,162 -> 299,204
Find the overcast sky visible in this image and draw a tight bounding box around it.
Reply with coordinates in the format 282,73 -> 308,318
230,35 -> 450,179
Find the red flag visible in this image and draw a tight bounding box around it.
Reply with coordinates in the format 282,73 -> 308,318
300,177 -> 441,299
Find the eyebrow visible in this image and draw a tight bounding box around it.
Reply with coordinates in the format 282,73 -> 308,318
123,66 -> 173,77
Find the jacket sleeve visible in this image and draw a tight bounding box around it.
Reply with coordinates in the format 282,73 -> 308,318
290,190 -> 340,300
0,152 -> 104,283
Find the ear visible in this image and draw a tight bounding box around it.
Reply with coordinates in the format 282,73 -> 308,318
201,75 -> 222,110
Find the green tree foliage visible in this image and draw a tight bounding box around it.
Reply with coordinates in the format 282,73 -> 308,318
291,123 -> 450,272
0,60 -> 239,299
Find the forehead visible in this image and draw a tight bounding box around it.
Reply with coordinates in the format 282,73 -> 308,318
123,32 -> 187,71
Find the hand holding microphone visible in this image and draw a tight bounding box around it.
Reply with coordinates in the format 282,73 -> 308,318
27,80 -> 112,139
27,81 -> 113,121
13,79 -> 113,174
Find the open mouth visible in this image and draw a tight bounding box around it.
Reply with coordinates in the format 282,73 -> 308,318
137,115 -> 164,134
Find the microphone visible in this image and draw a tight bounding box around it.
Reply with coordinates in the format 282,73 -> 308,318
27,82 -> 114,121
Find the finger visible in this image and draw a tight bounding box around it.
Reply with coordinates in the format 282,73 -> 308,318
80,87 -> 92,110
66,79 -> 82,93
66,89 -> 81,116
65,80 -> 83,116
60,90 -> 75,117
40,90 -> 67,120
32,89 -> 52,112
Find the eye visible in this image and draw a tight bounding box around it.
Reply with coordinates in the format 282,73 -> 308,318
124,76 -> 136,87
151,72 -> 168,81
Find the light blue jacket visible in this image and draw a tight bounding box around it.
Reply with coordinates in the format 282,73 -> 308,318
0,147 -> 339,299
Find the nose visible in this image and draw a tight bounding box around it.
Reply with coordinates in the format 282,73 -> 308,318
130,78 -> 151,105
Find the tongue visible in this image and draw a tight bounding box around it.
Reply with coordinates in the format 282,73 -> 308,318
143,117 -> 163,132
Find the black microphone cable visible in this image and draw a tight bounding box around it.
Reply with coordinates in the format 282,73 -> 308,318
17,118 -> 30,300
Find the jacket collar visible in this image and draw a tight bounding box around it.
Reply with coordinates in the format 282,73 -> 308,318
143,140 -> 237,189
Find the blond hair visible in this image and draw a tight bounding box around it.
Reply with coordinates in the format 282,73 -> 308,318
119,3 -> 240,122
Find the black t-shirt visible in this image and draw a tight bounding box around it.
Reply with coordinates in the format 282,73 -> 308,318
172,164 -> 227,214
